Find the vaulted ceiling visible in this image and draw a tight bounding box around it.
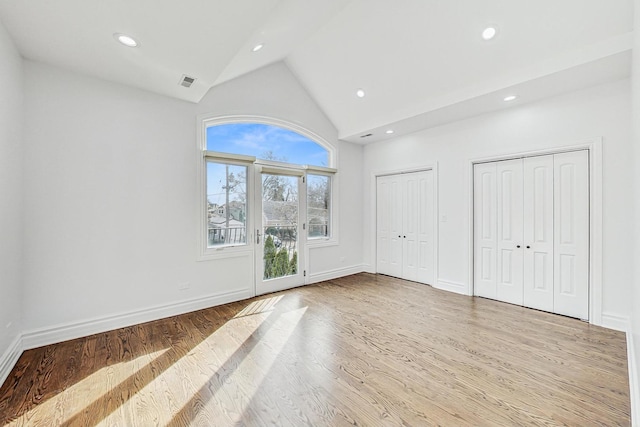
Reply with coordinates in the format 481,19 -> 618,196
0,0 -> 632,143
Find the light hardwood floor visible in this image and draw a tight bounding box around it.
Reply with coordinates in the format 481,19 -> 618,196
0,273 -> 630,426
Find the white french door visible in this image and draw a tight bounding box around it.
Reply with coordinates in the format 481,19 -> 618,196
255,166 -> 306,295
376,170 -> 435,285
473,151 -> 589,320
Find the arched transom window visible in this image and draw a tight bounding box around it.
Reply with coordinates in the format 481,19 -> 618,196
206,122 -> 331,168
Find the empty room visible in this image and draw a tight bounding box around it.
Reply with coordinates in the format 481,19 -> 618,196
1,0 -> 640,425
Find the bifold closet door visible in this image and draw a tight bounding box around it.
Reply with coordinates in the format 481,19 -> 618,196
474,159 -> 527,304
473,162 -> 498,299
418,171 -> 435,284
553,150 -> 589,319
495,159 -> 524,305
522,155 -> 554,313
474,151 -> 589,320
376,174 -> 403,278
376,171 -> 434,285
403,171 -> 435,283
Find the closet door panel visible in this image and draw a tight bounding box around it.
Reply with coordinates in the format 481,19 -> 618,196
376,176 -> 392,275
403,173 -> 419,281
496,159 -> 524,305
376,175 -> 403,278
474,163 -> 497,299
388,176 -> 404,278
553,151 -> 589,319
417,170 -> 435,284
523,155 -> 554,313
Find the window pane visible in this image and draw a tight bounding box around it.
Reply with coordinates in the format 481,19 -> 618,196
307,174 -> 330,238
206,162 -> 247,247
206,123 -> 329,167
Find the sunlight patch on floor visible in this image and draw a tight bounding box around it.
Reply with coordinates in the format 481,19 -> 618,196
95,302 -> 302,425
5,349 -> 168,426
226,306 -> 307,424
233,295 -> 283,318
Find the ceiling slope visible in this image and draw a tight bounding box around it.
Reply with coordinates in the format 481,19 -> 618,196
286,0 -> 633,142
0,0 -> 633,141
0,0 -> 284,102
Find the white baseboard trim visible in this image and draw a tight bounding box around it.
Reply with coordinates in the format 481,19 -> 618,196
22,288 -> 254,351
627,331 -> 639,427
601,312 -> 630,332
307,265 -> 365,285
361,264 -> 375,274
0,334 -> 23,387
434,279 -> 468,296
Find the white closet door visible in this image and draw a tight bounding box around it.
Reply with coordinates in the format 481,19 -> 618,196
474,163 -> 497,299
523,155 -> 555,313
417,170 -> 435,284
553,151 -> 589,319
402,171 -> 435,284
388,175 -> 404,278
403,173 -> 419,281
377,171 -> 435,285
496,159 -> 524,305
376,175 -> 403,278
376,176 -> 392,275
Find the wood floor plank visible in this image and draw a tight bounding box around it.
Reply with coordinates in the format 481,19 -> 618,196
0,273 -> 631,426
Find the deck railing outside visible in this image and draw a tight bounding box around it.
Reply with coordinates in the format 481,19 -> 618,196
208,223 -> 328,247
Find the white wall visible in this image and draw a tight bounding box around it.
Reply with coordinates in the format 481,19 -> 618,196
307,140 -> 363,278
23,61 -> 202,334
0,20 -> 23,369
630,0 -> 640,421
363,79 -> 632,326
21,60 -> 363,343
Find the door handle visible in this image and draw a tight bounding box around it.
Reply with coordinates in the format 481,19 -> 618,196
516,245 -> 521,248
256,229 -> 261,244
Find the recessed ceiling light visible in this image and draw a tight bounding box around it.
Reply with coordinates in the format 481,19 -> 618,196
114,33 -> 138,47
252,43 -> 264,52
482,27 -> 497,41
503,95 -> 518,102
385,129 -> 394,134
356,89 -> 365,98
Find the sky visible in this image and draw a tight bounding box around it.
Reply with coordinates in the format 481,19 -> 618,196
206,123 -> 329,210
206,123 -> 328,166
207,162 -> 246,209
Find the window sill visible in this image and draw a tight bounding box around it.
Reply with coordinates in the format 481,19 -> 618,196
198,246 -> 253,262
307,238 -> 339,249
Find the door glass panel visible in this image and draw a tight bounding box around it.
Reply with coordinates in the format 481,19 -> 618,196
262,174 -> 299,280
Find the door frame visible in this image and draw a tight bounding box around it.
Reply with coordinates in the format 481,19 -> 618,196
468,138 -> 603,326
372,164 -> 439,285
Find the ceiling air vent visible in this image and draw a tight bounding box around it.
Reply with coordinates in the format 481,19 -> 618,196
360,133 -> 373,138
179,75 -> 196,88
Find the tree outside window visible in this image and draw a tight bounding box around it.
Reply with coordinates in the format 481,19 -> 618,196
307,174 -> 330,238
